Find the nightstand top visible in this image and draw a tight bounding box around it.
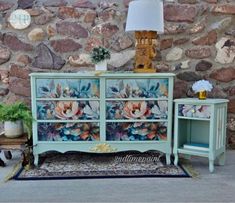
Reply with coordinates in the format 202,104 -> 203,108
174,98 -> 229,104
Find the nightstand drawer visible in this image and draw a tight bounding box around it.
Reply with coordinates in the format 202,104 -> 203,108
36,78 -> 100,98
178,104 -> 211,119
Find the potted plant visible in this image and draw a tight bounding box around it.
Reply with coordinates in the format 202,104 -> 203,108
0,102 -> 33,138
90,46 -> 111,71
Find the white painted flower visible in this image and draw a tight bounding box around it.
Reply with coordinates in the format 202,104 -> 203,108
182,105 -> 195,117
195,105 -> 211,118
151,99 -> 168,118
83,101 -> 100,119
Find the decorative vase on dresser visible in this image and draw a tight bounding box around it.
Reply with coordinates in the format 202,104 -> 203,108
30,72 -> 175,166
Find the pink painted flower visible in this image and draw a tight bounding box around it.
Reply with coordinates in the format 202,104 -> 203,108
123,101 -> 150,119
55,101 -> 83,119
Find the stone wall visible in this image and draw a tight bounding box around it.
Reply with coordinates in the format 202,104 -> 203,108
0,0 -> 234,148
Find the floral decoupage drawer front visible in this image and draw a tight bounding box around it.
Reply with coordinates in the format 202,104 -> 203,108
178,104 -> 211,119
106,79 -> 168,98
37,100 -> 99,120
36,79 -> 100,98
106,122 -> 167,141
106,100 -> 168,120
38,122 -> 100,141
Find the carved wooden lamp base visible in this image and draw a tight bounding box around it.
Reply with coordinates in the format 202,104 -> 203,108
134,68 -> 156,73
133,31 -> 158,73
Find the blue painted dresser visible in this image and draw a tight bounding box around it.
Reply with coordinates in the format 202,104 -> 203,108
30,72 -> 175,166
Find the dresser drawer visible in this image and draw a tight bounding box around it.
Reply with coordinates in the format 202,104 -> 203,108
106,78 -> 168,98
37,100 -> 100,120
178,104 -> 211,119
36,78 -> 99,98
106,122 -> 167,141
37,122 -> 100,141
106,100 -> 168,120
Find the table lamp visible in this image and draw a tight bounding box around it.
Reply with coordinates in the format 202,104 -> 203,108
125,0 -> 164,73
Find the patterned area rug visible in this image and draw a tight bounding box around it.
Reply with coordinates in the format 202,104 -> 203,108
14,151 -> 190,180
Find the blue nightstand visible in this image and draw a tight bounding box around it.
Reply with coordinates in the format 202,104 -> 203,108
173,98 -> 229,172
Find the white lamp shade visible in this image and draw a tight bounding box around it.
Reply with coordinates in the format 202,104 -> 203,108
125,0 -> 164,33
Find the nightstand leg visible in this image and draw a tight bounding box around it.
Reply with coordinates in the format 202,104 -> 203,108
209,159 -> 214,173
34,154 -> 39,166
174,154 -> 179,166
217,152 -> 226,166
166,154 -> 171,165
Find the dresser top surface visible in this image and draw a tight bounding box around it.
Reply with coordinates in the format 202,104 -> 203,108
174,98 -> 229,104
30,72 -> 175,78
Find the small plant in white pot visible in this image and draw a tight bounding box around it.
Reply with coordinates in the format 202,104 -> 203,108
0,102 -> 33,138
90,46 -> 111,71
